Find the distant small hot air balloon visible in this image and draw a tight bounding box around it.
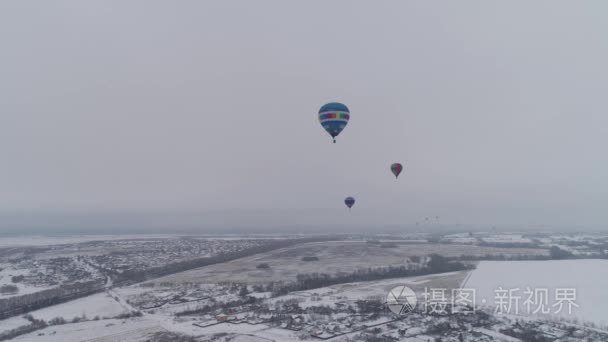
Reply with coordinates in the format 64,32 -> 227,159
390,163 -> 403,179
344,197 -> 355,210
319,102 -> 350,143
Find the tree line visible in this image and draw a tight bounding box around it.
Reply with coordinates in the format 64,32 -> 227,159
0,279 -> 104,320
268,254 -> 472,296
454,245 -> 606,261
0,314 -> 47,341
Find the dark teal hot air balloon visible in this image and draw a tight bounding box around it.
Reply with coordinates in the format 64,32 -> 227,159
318,102 -> 350,143
344,196 -> 355,210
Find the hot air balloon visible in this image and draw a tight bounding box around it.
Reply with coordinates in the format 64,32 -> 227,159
390,163 -> 403,179
318,102 -> 350,143
344,197 -> 355,209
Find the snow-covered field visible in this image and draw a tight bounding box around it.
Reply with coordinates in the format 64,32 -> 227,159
446,237 -> 478,244
0,234 -> 297,248
464,260 -> 608,327
152,241 -> 543,285
481,234 -> 533,244
0,235 -> 182,248
0,266 -> 53,298
12,318 -> 163,342
1,288 -> 127,337
0,315 -> 31,332
268,271 -> 468,308
28,292 -> 128,322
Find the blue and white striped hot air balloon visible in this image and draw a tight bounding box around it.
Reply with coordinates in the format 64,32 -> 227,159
318,102 -> 350,143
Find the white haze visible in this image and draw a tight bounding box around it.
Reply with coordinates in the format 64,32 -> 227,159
1,1 -> 608,231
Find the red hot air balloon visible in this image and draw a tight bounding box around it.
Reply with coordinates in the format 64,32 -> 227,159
390,163 -> 403,179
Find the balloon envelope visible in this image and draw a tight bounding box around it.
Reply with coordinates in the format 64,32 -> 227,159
344,196 -> 355,209
319,102 -> 350,143
390,163 -> 403,178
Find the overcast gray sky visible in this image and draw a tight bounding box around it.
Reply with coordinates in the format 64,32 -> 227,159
1,1 -> 608,231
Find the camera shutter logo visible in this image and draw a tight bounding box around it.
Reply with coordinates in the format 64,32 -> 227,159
387,285 -> 417,315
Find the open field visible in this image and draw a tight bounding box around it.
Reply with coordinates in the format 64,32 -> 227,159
28,292 -> 129,321
271,270 -> 470,305
465,259 -> 608,327
0,291 -> 130,337
11,318 -> 164,342
152,241 -> 546,284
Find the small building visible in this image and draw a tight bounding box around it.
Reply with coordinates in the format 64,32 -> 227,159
215,314 -> 235,322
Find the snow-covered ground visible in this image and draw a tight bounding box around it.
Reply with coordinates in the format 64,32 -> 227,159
152,241 -> 542,285
258,271 -> 467,314
464,260 -> 608,327
446,237 -> 478,244
0,234 -> 296,248
12,318 -> 163,342
0,266 -> 54,298
0,315 -> 31,332
481,234 -> 533,244
26,292 -> 129,322
0,235 -> 182,248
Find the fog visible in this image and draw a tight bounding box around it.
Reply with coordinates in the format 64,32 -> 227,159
1,1 -> 608,232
